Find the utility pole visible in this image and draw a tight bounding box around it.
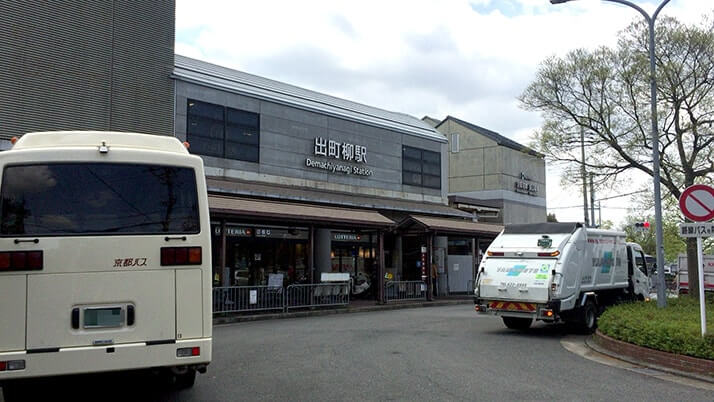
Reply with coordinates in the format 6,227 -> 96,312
598,201 -> 602,227
590,173 -> 596,227
581,126 -> 589,227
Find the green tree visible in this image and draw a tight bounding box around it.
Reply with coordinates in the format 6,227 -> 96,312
520,15 -> 714,298
546,213 -> 558,222
600,220 -> 615,230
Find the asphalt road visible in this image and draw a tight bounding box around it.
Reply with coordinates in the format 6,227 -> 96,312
2,304 -> 712,401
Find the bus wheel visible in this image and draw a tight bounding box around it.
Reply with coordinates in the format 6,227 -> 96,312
2,382 -> 24,402
166,367 -> 196,389
502,316 -> 532,330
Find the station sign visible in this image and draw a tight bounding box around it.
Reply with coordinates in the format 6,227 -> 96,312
305,136 -> 374,177
514,172 -> 538,196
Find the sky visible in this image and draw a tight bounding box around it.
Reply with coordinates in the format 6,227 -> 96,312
175,0 -> 713,226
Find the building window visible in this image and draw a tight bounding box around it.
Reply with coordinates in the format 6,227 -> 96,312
451,133 -> 459,153
402,145 -> 441,189
448,237 -> 472,255
187,99 -> 260,163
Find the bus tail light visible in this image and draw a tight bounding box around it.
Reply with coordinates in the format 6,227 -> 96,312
0,360 -> 25,371
161,247 -> 201,266
176,347 -> 200,357
487,251 -> 504,257
0,251 -> 43,271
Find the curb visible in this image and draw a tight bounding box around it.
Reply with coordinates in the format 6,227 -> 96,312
586,330 -> 714,384
213,299 -> 472,325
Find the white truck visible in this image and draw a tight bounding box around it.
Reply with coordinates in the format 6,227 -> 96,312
473,223 -> 650,332
677,254 -> 714,294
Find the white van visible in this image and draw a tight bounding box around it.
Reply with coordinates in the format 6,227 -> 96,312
0,132 -> 212,394
474,223 -> 650,332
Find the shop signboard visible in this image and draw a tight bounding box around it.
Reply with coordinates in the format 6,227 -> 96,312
255,227 -> 309,239
249,290 -> 257,305
332,232 -> 368,242
213,225 -> 252,237
268,273 -> 283,288
214,225 -> 308,239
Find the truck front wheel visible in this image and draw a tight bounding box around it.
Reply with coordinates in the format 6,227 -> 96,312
580,300 -> 597,333
502,316 -> 533,330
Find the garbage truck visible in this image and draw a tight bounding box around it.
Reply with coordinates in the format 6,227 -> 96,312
473,223 -> 650,332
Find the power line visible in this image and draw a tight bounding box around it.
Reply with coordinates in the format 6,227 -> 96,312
547,190 -> 648,210
595,189 -> 648,202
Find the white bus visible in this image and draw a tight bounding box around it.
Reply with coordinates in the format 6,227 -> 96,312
0,131 -> 212,396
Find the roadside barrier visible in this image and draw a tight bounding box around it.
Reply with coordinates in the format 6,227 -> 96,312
213,282 -> 350,314
213,286 -> 285,314
467,279 -> 475,294
285,282 -> 350,311
385,280 -> 427,302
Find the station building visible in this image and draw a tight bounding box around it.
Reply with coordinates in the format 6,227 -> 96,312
172,56 -> 502,296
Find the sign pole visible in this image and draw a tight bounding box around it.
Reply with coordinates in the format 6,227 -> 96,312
697,235 -> 707,336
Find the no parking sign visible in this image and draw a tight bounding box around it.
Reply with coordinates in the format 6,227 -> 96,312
679,184 -> 714,222
678,184 -> 714,337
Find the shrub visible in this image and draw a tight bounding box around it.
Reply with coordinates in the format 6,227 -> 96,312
598,297 -> 714,360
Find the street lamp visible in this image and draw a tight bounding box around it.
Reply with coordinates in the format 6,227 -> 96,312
549,0 -> 670,307
581,126 -> 589,227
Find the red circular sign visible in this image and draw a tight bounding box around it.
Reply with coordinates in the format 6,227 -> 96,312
679,184 -> 714,222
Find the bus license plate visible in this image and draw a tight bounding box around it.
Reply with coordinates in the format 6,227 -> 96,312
84,307 -> 124,328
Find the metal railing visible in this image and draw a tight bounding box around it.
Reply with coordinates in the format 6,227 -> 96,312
213,286 -> 285,314
286,282 -> 350,311
385,280 -> 426,302
213,282 -> 351,314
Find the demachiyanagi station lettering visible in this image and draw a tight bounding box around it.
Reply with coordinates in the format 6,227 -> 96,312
306,137 -> 373,177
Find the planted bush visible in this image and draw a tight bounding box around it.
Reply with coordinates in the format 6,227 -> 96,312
598,297 -> 714,360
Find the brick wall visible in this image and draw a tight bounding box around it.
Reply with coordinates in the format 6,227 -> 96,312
594,330 -> 714,377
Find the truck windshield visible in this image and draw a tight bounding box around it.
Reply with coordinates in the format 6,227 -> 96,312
0,163 -> 199,236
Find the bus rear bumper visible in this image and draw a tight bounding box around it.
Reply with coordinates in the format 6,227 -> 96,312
0,338 -> 211,381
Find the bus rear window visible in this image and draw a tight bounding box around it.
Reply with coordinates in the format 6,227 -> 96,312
0,163 -> 200,236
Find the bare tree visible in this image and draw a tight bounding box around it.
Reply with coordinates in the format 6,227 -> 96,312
520,15 -> 714,298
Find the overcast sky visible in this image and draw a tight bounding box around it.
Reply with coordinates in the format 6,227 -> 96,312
175,0 -> 712,226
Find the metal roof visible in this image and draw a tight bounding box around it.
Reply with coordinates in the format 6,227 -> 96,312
437,116 -> 544,158
206,177 -> 472,219
208,195 -> 394,228
400,215 -> 504,236
173,55 -> 446,143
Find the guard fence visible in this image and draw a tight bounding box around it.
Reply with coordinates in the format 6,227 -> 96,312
385,280 -> 427,302
466,280 -> 475,294
213,282 -> 350,314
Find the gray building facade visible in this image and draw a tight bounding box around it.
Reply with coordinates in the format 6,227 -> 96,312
173,56 -> 448,206
425,116 -> 547,225
171,57 -> 503,298
0,0 -> 175,140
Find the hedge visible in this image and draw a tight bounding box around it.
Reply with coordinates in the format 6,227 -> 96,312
598,296 -> 714,360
